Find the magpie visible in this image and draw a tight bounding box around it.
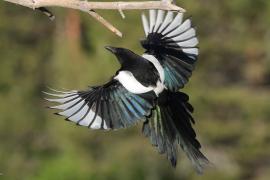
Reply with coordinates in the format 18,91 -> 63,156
44,10 -> 209,173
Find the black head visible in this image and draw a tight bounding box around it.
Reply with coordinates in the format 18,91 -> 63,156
105,46 -> 121,54
105,46 -> 138,65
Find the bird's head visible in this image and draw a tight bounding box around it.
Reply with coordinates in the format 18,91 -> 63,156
105,46 -> 136,65
105,46 -> 121,54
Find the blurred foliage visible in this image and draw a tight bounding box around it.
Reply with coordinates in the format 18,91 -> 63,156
0,0 -> 270,180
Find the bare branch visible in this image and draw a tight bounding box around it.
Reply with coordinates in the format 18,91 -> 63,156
88,10 -> 122,37
118,8 -> 125,19
37,7 -> 55,20
4,0 -> 185,11
3,0 -> 186,37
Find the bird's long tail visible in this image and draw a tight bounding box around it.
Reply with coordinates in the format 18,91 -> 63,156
142,90 -> 209,173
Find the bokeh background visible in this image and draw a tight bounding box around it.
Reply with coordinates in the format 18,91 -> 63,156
1,0 -> 270,179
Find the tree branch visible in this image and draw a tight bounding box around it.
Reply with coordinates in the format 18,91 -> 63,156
3,0 -> 185,37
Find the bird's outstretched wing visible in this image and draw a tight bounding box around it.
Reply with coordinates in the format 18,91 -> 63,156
44,80 -> 156,130
141,10 -> 199,91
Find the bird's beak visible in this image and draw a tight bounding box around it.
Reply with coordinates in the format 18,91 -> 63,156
105,46 -> 117,54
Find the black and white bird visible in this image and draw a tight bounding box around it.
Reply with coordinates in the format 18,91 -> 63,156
44,10 -> 209,173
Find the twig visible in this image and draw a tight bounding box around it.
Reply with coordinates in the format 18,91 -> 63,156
118,8 -> 125,19
3,0 -> 185,37
88,10 -> 122,37
37,7 -> 55,20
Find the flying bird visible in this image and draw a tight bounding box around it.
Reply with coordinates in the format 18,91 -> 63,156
44,10 -> 209,173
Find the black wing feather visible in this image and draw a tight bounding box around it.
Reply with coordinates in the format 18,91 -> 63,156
141,10 -> 199,91
143,91 -> 209,173
44,80 -> 156,130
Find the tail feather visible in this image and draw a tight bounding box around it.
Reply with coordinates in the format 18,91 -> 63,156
143,90 -> 209,173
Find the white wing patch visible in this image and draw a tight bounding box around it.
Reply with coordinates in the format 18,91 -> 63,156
154,80 -> 165,96
166,19 -> 191,38
44,94 -> 78,103
58,100 -> 85,118
177,37 -> 199,47
149,10 -> 156,32
141,10 -> 199,58
142,54 -> 165,83
114,71 -> 154,94
153,10 -> 165,32
45,91 -> 108,130
158,11 -> 174,33
142,54 -> 166,96
115,69 -> 165,96
172,28 -> 196,41
162,13 -> 183,35
182,48 -> 199,56
77,109 -> 103,129
50,98 -> 81,110
68,105 -> 89,122
142,13 -> 150,36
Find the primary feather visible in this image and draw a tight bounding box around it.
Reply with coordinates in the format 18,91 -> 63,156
45,80 -> 156,130
141,10 -> 199,91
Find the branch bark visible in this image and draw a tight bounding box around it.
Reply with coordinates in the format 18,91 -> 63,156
3,0 -> 185,37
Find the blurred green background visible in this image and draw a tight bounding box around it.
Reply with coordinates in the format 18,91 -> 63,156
1,0 -> 270,179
